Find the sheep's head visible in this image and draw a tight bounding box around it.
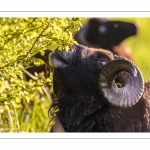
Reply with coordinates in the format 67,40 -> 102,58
37,44 -> 144,108
75,18 -> 138,50
49,44 -> 114,96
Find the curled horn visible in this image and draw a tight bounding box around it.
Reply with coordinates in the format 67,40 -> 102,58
98,56 -> 144,107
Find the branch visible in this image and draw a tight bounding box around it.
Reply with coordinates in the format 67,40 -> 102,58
64,18 -> 79,31
22,69 -> 38,80
20,22 -> 50,61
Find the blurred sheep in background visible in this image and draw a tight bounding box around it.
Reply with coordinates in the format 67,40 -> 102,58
74,18 -> 138,65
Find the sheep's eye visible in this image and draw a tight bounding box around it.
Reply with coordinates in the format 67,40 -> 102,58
96,60 -> 107,68
100,61 -> 107,65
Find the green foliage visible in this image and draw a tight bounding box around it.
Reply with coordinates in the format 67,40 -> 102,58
0,17 -> 86,132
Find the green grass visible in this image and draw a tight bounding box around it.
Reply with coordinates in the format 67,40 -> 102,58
110,18 -> 150,80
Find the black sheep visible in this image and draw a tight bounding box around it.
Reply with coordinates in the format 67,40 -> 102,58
74,18 -> 138,65
35,44 -> 150,132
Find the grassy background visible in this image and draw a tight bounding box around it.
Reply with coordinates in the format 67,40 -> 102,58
109,18 -> 150,80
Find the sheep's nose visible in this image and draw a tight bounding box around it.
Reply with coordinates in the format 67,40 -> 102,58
55,49 -> 70,61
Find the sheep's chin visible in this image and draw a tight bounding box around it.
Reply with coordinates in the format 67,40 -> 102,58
49,53 -> 68,68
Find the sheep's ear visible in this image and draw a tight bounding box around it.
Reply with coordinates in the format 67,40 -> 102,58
89,18 -> 107,24
98,57 -> 144,108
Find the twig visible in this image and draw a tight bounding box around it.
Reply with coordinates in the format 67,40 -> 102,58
20,22 -> 50,62
64,18 -> 79,31
23,69 -> 38,80
64,25 -> 71,31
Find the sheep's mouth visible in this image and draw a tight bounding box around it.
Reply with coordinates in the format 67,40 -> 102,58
49,50 -> 69,68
